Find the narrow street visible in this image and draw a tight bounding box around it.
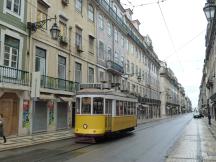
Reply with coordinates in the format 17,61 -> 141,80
0,114 -> 192,162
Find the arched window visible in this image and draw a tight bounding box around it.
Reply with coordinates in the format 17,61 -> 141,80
88,4 -> 94,21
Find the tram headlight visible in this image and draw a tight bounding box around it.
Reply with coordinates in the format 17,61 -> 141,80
83,124 -> 88,129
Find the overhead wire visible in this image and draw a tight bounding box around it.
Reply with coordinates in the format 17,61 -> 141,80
156,0 -> 185,79
164,29 -> 205,60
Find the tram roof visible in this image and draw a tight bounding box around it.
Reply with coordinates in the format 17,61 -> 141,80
77,88 -> 137,100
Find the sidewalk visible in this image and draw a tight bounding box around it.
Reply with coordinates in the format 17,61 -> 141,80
166,118 -> 216,162
0,130 -> 74,152
137,114 -> 180,125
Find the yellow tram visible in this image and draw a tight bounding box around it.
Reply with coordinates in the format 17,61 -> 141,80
75,86 -> 138,137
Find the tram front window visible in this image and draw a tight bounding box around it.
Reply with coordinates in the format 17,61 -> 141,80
93,97 -> 104,114
81,97 -> 91,114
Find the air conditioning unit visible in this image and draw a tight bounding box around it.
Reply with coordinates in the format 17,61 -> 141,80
62,0 -> 69,5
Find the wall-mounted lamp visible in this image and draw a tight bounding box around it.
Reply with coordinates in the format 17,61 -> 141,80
122,73 -> 143,82
203,1 -> 216,22
27,15 -> 60,40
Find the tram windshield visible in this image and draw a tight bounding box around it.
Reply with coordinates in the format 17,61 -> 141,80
81,97 -> 91,114
93,97 -> 104,114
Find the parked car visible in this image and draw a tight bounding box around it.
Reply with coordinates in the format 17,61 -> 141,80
193,114 -> 204,119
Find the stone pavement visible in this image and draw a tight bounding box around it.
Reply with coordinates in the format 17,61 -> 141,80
0,130 -> 74,152
166,118 -> 216,162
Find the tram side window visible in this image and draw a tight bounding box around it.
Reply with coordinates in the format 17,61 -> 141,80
116,101 -> 119,116
127,102 -> 131,115
81,97 -> 91,114
76,98 -> 80,114
93,97 -> 104,114
119,101 -> 123,116
105,99 -> 112,115
124,102 -> 127,115
132,103 -> 136,115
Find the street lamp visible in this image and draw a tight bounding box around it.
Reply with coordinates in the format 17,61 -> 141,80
122,73 -> 143,82
27,15 -> 60,40
203,1 -> 216,22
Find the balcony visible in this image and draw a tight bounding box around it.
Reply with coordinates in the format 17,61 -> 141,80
98,0 -> 146,52
106,60 -> 124,75
40,75 -> 79,92
0,65 -> 30,89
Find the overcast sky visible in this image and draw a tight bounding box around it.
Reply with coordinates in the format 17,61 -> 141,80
121,0 -> 207,108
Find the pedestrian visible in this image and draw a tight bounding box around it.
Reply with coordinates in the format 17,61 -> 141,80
208,113 -> 211,125
0,114 -> 6,143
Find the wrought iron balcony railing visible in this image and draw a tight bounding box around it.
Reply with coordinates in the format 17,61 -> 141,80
40,75 -> 79,92
98,0 -> 146,53
0,65 -> 30,86
107,60 -> 124,75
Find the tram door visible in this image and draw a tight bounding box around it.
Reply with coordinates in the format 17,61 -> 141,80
105,99 -> 112,130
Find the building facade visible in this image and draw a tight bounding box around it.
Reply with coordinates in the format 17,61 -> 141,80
0,0 -> 28,136
0,0 -> 191,138
25,0 -> 98,135
95,0 -> 161,121
199,0 -> 216,120
160,61 -> 191,116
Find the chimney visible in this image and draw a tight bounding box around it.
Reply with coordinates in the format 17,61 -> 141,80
132,19 -> 141,31
125,8 -> 133,21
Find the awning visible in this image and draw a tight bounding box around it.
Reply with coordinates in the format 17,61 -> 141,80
39,94 -> 56,100
141,104 -> 149,108
58,96 -> 75,102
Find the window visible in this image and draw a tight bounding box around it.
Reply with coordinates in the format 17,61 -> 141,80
93,97 -> 104,114
98,15 -> 104,29
107,47 -> 112,60
114,51 -> 119,64
127,60 -> 130,73
131,63 -> 134,74
6,0 -> 21,15
35,47 -> 46,75
58,55 -> 66,88
119,101 -> 123,115
136,65 -> 138,76
139,68 -> 141,77
81,97 -> 91,114
113,5 -> 117,13
75,62 -> 82,83
37,10 -> 47,30
76,98 -> 80,114
121,35 -> 124,47
99,41 -> 104,59
105,99 -> 112,114
75,0 -> 82,12
116,101 -> 119,116
99,71 -> 105,82
114,29 -> 118,42
3,35 -> 20,68
75,27 -> 82,48
59,20 -> 67,38
88,67 -> 94,83
108,22 -> 112,36
88,4 -> 94,21
89,35 -> 94,53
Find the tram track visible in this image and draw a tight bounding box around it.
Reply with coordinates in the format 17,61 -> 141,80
33,117 -> 185,162
0,115 -> 189,162
36,117 -> 183,162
